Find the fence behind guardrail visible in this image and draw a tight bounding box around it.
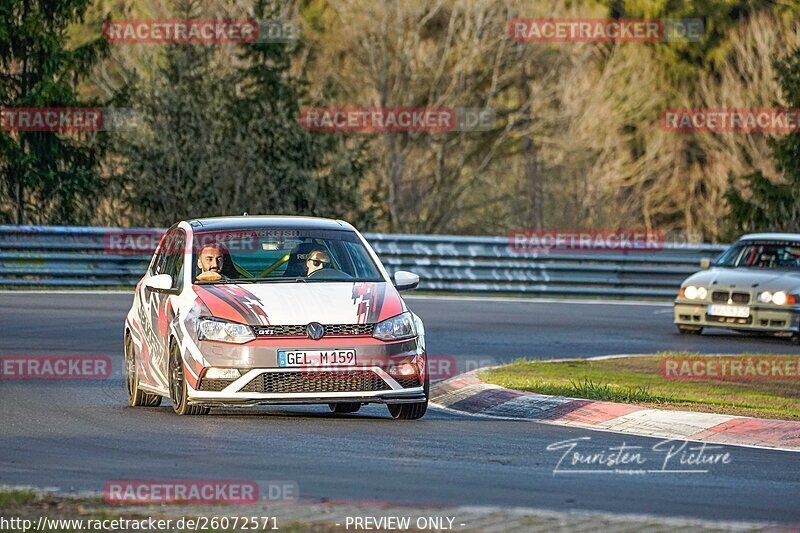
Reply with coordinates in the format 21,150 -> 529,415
0,225 -> 726,299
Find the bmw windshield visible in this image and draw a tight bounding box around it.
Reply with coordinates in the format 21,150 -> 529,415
190,228 -> 384,283
714,241 -> 800,269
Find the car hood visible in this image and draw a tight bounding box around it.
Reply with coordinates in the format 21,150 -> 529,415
683,268 -> 800,292
192,281 -> 405,326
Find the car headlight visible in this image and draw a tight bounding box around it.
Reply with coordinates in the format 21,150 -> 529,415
196,317 -> 255,344
759,291 -> 798,305
373,312 -> 416,341
682,286 -> 707,300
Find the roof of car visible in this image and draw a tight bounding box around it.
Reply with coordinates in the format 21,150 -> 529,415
738,233 -> 800,242
186,216 -> 355,232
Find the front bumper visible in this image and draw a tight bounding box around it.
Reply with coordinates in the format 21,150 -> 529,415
185,336 -> 426,406
674,301 -> 800,333
189,367 -> 425,406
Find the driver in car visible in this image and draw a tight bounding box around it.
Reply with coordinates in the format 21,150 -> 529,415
195,245 -> 225,281
305,249 -> 331,277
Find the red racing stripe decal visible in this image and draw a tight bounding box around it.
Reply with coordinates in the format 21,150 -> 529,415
195,285 -> 270,325
194,286 -> 248,323
352,283 -> 402,323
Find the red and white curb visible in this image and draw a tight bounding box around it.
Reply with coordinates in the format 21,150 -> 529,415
430,371 -> 800,452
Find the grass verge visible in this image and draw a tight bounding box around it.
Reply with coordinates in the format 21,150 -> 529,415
478,353 -> 800,420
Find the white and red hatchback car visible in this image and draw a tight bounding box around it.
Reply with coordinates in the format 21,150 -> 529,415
124,216 -> 427,418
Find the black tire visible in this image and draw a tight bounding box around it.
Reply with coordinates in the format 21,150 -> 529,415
677,325 -> 703,335
125,333 -> 162,407
791,333 -> 800,346
328,402 -> 361,414
168,341 -> 209,416
387,372 -> 429,420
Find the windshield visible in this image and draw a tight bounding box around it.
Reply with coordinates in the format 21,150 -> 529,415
191,228 -> 384,283
714,241 -> 800,269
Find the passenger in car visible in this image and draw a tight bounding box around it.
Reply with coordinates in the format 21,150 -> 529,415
305,249 -> 331,277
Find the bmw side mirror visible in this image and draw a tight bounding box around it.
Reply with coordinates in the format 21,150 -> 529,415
392,271 -> 419,291
699,258 -> 711,269
144,273 -> 174,293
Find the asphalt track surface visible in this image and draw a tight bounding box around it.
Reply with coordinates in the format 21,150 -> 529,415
1,293 -> 799,524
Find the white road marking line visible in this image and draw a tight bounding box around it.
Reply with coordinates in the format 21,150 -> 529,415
0,290 -> 134,294
406,294 -> 671,307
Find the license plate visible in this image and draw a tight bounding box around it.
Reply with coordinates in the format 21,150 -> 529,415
708,304 -> 750,318
277,350 -> 357,368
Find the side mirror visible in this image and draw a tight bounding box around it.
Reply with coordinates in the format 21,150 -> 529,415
144,273 -> 174,293
392,270 -> 419,291
699,258 -> 711,270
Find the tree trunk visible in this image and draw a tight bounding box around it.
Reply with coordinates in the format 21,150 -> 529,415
519,63 -> 543,230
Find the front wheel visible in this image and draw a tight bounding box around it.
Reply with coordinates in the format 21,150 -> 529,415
169,341 -> 209,416
329,402 -> 361,414
125,333 -> 162,407
387,372 -> 429,420
677,325 -> 703,335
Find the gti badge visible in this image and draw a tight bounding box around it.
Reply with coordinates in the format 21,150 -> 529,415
306,322 -> 325,340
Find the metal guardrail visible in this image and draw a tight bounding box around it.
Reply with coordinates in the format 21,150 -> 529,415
0,225 -> 727,299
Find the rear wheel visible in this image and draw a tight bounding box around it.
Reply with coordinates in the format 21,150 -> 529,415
387,372 -> 429,420
328,402 -> 361,414
677,325 -> 703,335
169,341 -> 209,416
125,333 -> 161,407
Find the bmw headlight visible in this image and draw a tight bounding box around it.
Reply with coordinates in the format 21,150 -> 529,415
196,317 -> 255,344
760,291 -> 797,305
681,285 -> 707,300
373,312 -> 416,341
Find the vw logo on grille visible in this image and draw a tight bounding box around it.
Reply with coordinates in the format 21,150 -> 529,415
306,322 -> 325,340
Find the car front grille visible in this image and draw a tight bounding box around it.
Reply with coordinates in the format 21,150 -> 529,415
252,323 -> 376,337
731,292 -> 750,304
706,314 -> 753,325
240,370 -> 392,394
394,376 -> 421,388
711,291 -> 727,302
197,379 -> 236,392
711,291 -> 750,304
